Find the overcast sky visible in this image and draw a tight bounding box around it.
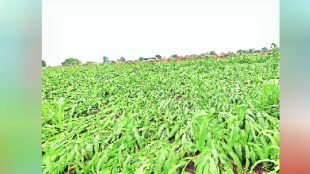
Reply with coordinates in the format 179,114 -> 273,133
43,0 -> 279,66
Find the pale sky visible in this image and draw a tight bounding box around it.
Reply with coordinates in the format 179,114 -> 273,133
43,0 -> 279,66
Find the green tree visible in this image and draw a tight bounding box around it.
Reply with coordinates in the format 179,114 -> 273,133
138,57 -> 143,61
171,54 -> 178,58
86,61 -> 96,65
261,47 -> 268,52
155,55 -> 162,59
61,58 -> 81,66
103,56 -> 109,62
254,50 -> 261,53
209,51 -> 216,55
42,60 -> 47,67
237,49 -> 243,54
200,53 -> 209,57
120,57 -> 126,62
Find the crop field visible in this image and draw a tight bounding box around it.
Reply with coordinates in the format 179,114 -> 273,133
42,54 -> 279,174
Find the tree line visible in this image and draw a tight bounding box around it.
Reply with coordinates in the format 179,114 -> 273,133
42,44 -> 278,67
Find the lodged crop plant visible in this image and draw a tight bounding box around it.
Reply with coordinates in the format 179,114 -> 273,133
42,53 -> 279,174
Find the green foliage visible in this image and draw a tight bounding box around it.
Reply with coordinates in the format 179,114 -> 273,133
209,51 -> 216,55
243,50 -> 249,54
42,54 -> 279,173
261,47 -> 268,52
103,56 -> 109,63
42,60 -> 47,67
155,55 -> 162,59
61,58 -> 81,66
86,61 -> 97,65
138,57 -> 143,61
227,51 -> 234,55
119,57 -> 126,62
171,54 -> 178,58
270,43 -> 279,57
254,50 -> 261,53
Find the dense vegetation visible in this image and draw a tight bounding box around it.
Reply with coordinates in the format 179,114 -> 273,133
42,54 -> 279,173
42,60 -> 47,67
61,58 -> 82,66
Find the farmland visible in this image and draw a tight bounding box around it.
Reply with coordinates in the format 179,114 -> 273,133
42,54 -> 279,173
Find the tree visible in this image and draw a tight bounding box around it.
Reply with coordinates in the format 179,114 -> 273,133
42,60 -> 47,67
243,50 -> 249,54
261,47 -> 268,52
249,49 -> 254,54
200,53 -> 209,57
171,54 -> 178,58
254,50 -> 261,53
61,58 -> 81,66
237,49 -> 243,54
155,54 -> 162,59
138,57 -> 143,61
209,51 -> 216,55
86,61 -> 97,65
120,57 -> 126,62
103,56 -> 109,62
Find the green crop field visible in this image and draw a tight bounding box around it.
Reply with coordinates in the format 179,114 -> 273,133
42,54 -> 279,174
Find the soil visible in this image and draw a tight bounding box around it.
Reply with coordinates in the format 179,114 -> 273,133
185,161 -> 195,174
253,163 -> 266,174
175,95 -> 182,100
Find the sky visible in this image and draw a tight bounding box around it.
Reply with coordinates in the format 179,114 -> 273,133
43,0 -> 279,66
